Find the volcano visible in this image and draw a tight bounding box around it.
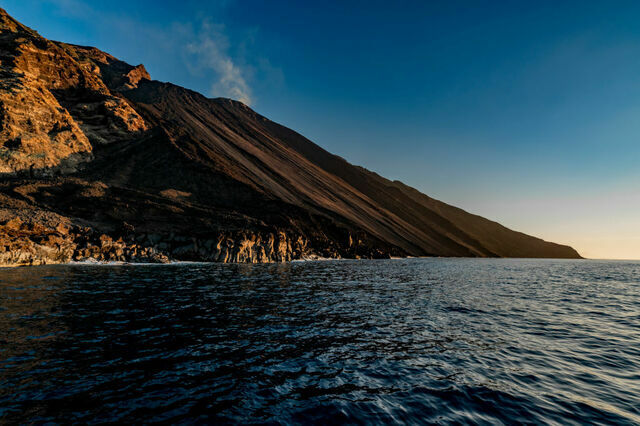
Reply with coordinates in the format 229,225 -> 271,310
0,8 -> 580,265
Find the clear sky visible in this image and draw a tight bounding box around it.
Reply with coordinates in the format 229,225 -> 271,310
5,0 -> 639,259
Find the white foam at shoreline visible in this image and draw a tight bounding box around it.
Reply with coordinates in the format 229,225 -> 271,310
66,260 -> 214,266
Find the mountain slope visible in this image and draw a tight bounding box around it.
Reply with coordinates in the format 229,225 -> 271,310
0,8 -> 581,265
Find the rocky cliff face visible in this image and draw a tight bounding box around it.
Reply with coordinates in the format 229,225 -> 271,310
0,8 -> 581,266
0,217 -> 310,267
0,214 -> 387,267
0,10 -> 146,175
0,218 -> 168,266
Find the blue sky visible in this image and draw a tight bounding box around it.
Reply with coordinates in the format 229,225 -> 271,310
5,0 -> 640,259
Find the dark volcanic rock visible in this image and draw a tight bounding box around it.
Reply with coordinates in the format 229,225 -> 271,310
0,8 -> 581,265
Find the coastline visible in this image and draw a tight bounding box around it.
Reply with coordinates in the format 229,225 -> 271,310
0,256 -> 598,269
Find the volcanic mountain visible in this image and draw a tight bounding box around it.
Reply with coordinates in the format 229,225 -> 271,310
0,9 -> 580,265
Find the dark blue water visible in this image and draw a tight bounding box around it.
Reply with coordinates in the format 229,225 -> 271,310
1,259 -> 639,424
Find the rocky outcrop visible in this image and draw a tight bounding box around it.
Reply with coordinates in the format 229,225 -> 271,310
0,78 -> 93,175
0,217 -> 169,267
131,230 -> 390,263
0,218 -> 75,266
0,216 -> 385,266
0,9 -> 147,175
139,231 -> 308,263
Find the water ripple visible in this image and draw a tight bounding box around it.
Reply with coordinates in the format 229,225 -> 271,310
1,259 -> 639,424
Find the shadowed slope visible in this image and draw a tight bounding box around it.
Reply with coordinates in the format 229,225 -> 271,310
198,100 -> 580,259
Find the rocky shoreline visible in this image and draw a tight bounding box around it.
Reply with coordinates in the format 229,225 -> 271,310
0,218 -> 168,267
0,217 -> 393,267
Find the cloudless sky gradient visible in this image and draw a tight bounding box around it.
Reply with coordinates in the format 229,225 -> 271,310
5,0 -> 639,259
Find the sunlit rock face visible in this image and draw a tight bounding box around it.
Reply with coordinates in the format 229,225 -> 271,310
0,9 -> 147,175
0,8 -> 581,265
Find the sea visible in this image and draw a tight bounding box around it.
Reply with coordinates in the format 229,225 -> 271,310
1,259 -> 638,424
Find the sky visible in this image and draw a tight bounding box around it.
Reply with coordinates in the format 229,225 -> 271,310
4,0 -> 639,259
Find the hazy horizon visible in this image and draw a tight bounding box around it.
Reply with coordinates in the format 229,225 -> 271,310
6,0 -> 639,259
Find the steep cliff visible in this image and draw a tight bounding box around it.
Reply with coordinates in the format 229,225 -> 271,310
0,8 -> 581,265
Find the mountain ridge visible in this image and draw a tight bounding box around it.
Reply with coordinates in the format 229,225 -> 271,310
0,8 -> 581,265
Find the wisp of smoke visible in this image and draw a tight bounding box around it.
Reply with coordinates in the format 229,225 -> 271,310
187,21 -> 252,105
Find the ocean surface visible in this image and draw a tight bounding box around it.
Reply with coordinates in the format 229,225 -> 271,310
1,259 -> 638,424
